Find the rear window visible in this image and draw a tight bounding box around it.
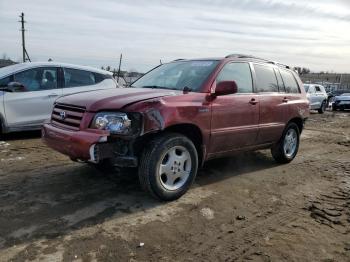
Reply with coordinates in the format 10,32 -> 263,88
280,70 -> 300,93
64,68 -> 96,88
94,73 -> 109,84
254,64 -> 278,92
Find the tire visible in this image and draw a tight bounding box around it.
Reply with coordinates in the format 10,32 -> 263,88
332,105 -> 337,111
138,133 -> 198,201
271,122 -> 300,164
318,100 -> 326,114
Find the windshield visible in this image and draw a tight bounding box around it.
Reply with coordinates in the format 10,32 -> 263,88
132,60 -> 219,92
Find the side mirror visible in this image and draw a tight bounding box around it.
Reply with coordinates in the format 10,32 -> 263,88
7,82 -> 26,92
214,81 -> 238,96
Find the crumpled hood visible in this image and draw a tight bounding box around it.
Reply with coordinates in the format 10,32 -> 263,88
56,87 -> 179,112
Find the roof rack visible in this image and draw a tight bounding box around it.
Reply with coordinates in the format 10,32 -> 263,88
225,54 -> 290,69
173,59 -> 185,61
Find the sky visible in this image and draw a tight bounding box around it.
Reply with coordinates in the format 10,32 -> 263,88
0,0 -> 350,73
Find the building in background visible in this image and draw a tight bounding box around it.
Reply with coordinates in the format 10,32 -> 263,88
301,73 -> 350,92
0,59 -> 16,68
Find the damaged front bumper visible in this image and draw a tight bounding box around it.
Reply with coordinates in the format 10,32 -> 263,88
42,123 -> 138,167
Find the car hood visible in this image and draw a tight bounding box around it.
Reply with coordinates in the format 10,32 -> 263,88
335,95 -> 350,101
56,87 -> 179,112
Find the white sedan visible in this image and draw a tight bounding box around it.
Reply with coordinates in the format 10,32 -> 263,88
0,62 -> 117,134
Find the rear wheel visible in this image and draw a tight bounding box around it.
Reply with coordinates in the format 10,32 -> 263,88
318,100 -> 326,114
271,122 -> 300,164
138,133 -> 198,201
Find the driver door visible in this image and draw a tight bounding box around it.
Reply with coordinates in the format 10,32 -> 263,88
4,67 -> 62,129
209,62 -> 259,155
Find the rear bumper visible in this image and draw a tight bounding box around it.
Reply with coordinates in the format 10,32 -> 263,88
42,123 -> 109,161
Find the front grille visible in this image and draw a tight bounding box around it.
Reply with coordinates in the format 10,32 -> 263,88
51,103 -> 86,131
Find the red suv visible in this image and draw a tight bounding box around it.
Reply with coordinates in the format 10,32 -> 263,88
42,54 -> 309,201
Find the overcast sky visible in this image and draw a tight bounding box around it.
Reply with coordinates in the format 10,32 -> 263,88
1,0 -> 350,73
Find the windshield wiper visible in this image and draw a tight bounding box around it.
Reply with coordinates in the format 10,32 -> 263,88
183,86 -> 192,93
142,85 -> 164,89
142,85 -> 173,90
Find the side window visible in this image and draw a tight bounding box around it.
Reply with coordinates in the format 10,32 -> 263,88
0,76 -> 12,87
315,86 -> 321,92
64,68 -> 96,88
274,68 -> 285,92
280,70 -> 300,93
254,64 -> 278,92
216,62 -> 253,93
94,73 -> 109,84
14,67 -> 58,91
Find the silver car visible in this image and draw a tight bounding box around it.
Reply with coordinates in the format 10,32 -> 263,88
304,84 -> 328,114
0,62 -> 117,134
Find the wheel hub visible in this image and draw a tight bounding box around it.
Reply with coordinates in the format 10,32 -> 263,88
283,129 -> 297,158
158,146 -> 192,191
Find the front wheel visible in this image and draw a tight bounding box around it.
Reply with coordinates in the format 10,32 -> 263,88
318,100 -> 327,114
271,123 -> 300,164
138,133 -> 198,201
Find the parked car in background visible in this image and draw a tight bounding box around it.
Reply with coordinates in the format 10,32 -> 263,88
303,84 -> 328,113
0,62 -> 117,134
327,90 -> 349,104
43,54 -> 309,201
332,93 -> 350,111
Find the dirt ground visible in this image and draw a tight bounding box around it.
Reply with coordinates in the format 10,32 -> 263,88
0,111 -> 349,262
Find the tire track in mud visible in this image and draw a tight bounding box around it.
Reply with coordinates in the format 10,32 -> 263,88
306,162 -> 350,229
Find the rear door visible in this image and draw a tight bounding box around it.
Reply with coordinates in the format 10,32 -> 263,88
62,68 -> 114,96
279,69 -> 304,120
253,64 -> 289,144
314,85 -> 326,106
209,62 -> 259,154
4,67 -> 62,129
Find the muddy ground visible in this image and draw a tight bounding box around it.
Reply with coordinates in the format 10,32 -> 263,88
0,111 -> 349,262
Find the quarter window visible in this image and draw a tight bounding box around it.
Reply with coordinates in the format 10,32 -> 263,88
64,68 -> 96,87
280,70 -> 300,93
216,63 -> 253,93
315,86 -> 321,92
14,67 -> 58,91
254,64 -> 278,92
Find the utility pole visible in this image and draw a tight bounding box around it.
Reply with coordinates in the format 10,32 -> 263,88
117,53 -> 122,83
19,12 -> 30,62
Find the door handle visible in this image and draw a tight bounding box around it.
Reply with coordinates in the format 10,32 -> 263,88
249,98 -> 258,105
48,93 -> 59,98
282,97 -> 289,103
